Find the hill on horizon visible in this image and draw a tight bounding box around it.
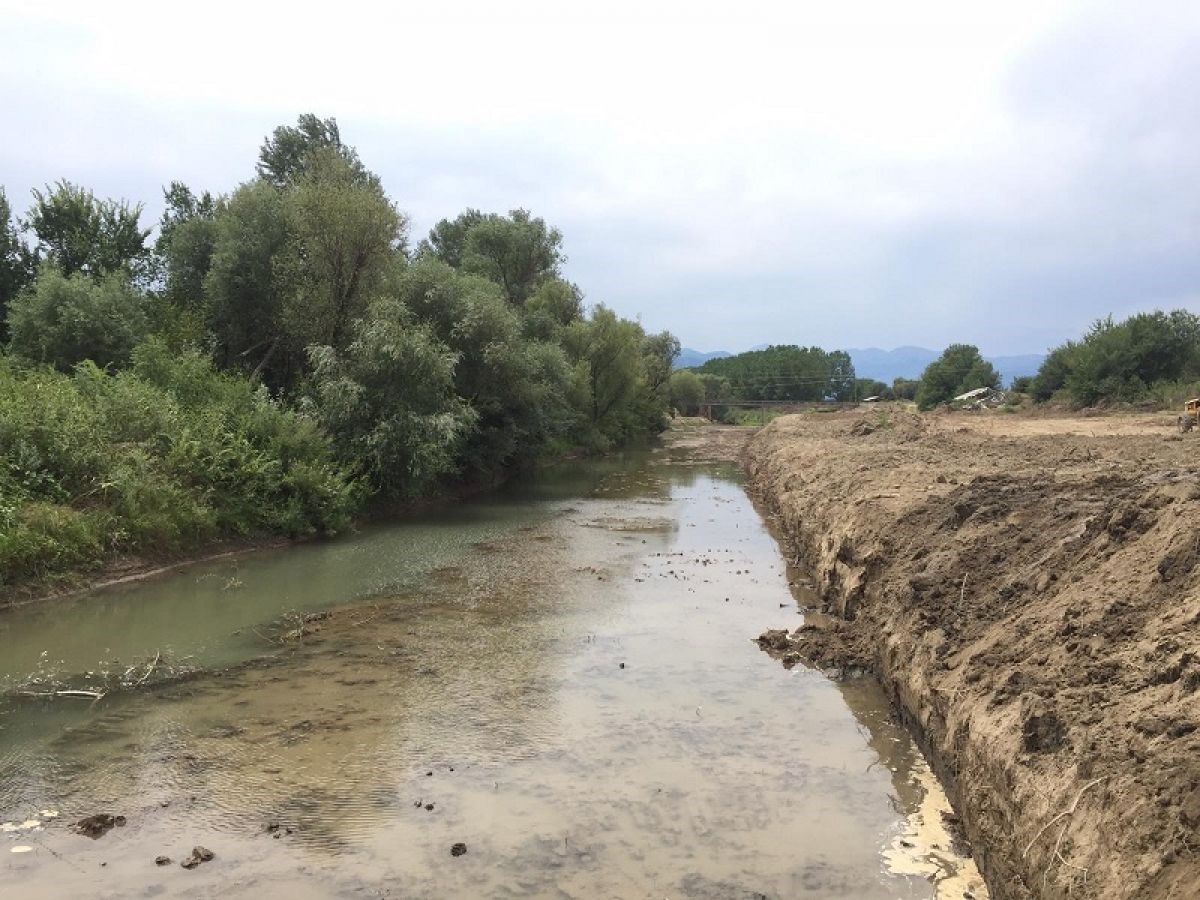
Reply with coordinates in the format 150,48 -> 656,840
676,347 -> 732,368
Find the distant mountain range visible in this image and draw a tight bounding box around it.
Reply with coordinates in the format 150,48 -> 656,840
847,347 -> 1046,386
675,345 -> 1046,387
675,347 -> 732,368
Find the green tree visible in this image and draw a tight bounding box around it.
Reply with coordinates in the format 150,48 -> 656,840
854,378 -> 890,400
422,208 -> 565,305
280,149 -> 405,349
697,373 -> 731,404
1033,311 -> 1200,407
156,181 -> 221,307
642,330 -> 681,403
392,258 -> 573,476
308,297 -> 475,500
25,180 -> 149,278
418,208 -> 485,268
915,344 -> 1000,410
203,180 -> 294,385
0,188 -> 37,340
696,345 -> 856,401
7,267 -> 148,369
670,370 -> 705,414
1030,344 -> 1074,401
563,305 -> 670,446
523,278 -> 583,340
892,377 -> 919,400
257,114 -> 369,188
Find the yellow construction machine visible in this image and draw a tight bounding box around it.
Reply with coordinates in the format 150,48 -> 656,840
1179,399 -> 1200,433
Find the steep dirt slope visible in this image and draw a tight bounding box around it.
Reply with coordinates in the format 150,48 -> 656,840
745,410 -> 1200,900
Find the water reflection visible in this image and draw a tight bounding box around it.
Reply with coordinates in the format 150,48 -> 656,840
1,443 -> 982,898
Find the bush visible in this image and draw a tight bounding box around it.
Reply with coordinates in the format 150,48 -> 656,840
915,345 -> 1000,410
0,343 -> 354,588
1032,311 -> 1200,407
308,298 -> 476,500
7,267 -> 148,370
669,370 -> 705,415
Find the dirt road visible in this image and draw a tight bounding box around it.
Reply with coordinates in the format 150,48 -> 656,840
744,408 -> 1200,900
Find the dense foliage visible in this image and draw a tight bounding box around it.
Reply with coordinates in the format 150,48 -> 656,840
0,344 -> 353,587
694,345 -> 856,401
914,344 -> 1000,410
1030,311 -> 1200,406
0,114 -> 677,588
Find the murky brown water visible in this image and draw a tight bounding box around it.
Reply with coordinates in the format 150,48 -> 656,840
0,441 -> 985,898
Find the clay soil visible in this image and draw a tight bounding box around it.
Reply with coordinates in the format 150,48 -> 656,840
744,407 -> 1200,900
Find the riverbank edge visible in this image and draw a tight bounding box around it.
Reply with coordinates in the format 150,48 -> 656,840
740,427 -> 1022,899
739,427 -> 1051,900
742,412 -> 1200,900
0,447 -> 604,610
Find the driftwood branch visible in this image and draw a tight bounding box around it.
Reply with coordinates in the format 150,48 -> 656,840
136,650 -> 162,685
17,689 -> 106,700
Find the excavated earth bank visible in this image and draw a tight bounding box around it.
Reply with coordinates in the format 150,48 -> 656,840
744,409 -> 1200,900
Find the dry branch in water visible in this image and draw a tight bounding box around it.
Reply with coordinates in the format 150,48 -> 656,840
16,689 -> 106,700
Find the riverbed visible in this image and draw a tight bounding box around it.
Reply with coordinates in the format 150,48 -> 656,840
0,429 -> 985,898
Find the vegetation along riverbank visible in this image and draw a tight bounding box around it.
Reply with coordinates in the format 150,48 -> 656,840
0,115 -> 681,598
745,407 -> 1200,899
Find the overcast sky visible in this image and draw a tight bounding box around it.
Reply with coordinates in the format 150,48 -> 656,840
2,0 -> 1197,354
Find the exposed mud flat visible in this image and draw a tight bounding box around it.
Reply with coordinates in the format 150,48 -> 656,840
2,431 -> 981,898
745,409 -> 1200,899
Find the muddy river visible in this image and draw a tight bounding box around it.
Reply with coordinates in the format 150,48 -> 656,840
0,437 -> 986,898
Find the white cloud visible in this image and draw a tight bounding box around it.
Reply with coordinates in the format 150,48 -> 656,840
1,0 -> 1196,353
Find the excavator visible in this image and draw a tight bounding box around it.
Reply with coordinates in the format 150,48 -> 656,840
1179,399 -> 1200,433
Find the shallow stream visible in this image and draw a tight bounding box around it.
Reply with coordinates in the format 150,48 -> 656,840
0,437 -> 985,898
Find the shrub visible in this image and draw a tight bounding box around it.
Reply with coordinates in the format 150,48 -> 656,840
1032,311 -> 1200,407
915,345 -> 1000,410
7,267 -> 148,370
0,344 -> 354,589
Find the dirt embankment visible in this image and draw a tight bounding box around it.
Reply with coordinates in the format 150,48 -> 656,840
744,409 -> 1200,900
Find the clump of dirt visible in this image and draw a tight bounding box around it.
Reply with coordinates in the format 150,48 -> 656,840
181,846 -> 215,869
745,409 -> 1200,900
70,813 -> 126,838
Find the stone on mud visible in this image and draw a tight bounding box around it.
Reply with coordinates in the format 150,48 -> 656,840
70,813 -> 126,838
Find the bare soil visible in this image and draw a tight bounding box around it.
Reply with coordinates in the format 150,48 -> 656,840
743,407 -> 1200,900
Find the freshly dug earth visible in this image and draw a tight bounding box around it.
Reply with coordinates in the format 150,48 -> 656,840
745,409 -> 1200,900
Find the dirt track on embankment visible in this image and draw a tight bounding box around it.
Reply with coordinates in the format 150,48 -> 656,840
743,408 -> 1200,900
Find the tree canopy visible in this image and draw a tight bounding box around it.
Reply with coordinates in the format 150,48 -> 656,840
420,208 -> 564,305
914,344 -> 1000,410
1030,311 -> 1200,406
694,345 -> 856,401
0,189 -> 36,339
25,180 -> 149,279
